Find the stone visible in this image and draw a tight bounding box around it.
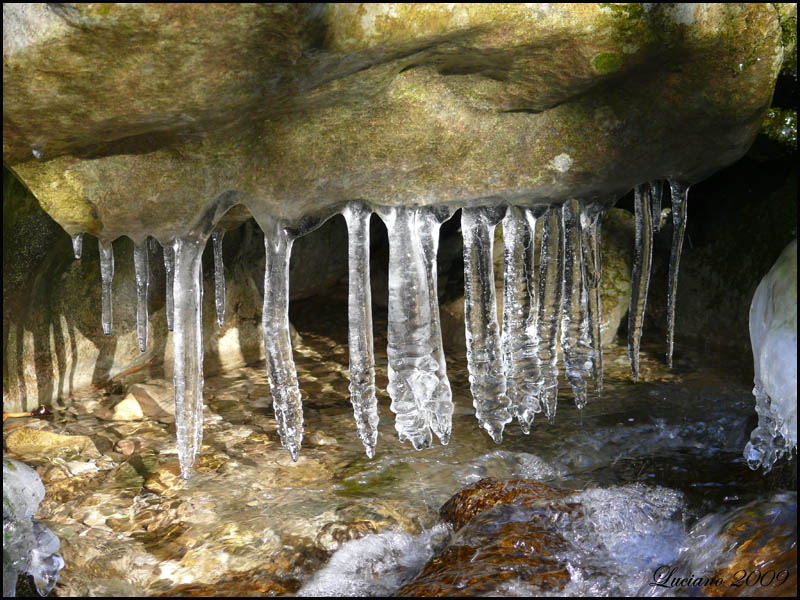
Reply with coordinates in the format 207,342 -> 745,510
125,382 -> 174,419
111,395 -> 144,421
5,427 -> 101,459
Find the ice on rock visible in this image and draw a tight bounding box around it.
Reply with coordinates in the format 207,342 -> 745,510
666,180 -> 690,368
71,233 -> 83,259
212,228 -> 226,328
461,206 -> 512,442
744,239 -> 797,471
3,458 -> 64,597
628,184 -> 654,382
534,205 -> 565,422
262,221 -> 304,460
342,202 -> 380,458
163,241 -> 175,331
133,241 -> 150,353
560,199 -> 595,409
378,205 -> 453,450
579,202 -> 604,394
502,206 -> 545,433
99,238 -> 115,336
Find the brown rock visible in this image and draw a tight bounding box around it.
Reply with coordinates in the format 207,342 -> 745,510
4,427 -> 101,459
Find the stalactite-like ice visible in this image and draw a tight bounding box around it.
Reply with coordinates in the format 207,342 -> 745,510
342,203 -> 380,458
212,228 -> 226,328
649,180 -> 664,233
579,202 -> 604,394
262,222 -> 304,460
133,241 -> 150,353
666,180 -> 690,368
628,184 -> 654,382
501,207 -> 542,434
461,206 -> 511,442
379,206 -> 452,450
163,243 -> 175,332
99,239 -> 114,336
560,199 -> 594,409
534,206 -> 565,422
71,233 -> 83,259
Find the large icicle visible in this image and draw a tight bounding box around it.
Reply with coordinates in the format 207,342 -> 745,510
560,199 -> 594,409
163,243 -> 175,332
666,180 -> 690,368
579,202 -> 604,394
628,184 -> 654,382
71,233 -> 83,259
172,235 -> 207,478
534,206 -> 565,422
262,222 -> 304,460
99,239 -> 114,336
502,207 -> 542,434
133,241 -> 150,353
379,207 -> 441,449
342,203 -> 380,458
212,229 -> 226,328
418,206 -> 455,445
461,206 -> 511,442
649,180 -> 664,232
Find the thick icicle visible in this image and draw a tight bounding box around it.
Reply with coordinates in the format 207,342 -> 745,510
163,243 -> 175,332
560,199 -> 594,409
534,206 -> 565,422
579,202 -> 604,394
342,203 -> 380,458
666,180 -> 690,368
502,207 -> 542,433
172,236 -> 207,479
461,206 -> 512,442
628,184 -> 654,382
212,229 -> 226,328
262,222 -> 304,460
649,180 -> 664,232
71,233 -> 83,259
133,241 -> 150,353
98,239 -> 114,336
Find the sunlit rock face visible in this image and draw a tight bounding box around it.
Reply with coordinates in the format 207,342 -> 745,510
4,3 -> 783,239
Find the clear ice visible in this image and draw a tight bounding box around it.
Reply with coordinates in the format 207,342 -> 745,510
133,241 -> 150,353
461,206 -> 512,442
212,228 -> 226,328
534,206 -> 565,422
666,180 -> 689,368
262,221 -> 304,460
379,205 -> 453,450
628,184 -> 654,382
342,203 -> 380,458
71,233 -> 83,259
560,199 -> 594,409
579,202 -> 604,394
163,242 -> 175,332
98,239 -> 114,336
501,206 -> 543,434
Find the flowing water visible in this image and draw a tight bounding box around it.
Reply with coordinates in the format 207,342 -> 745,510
3,292 -> 795,596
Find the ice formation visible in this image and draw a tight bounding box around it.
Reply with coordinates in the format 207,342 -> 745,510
666,180 -> 690,368
71,233 -> 83,259
744,239 -> 797,471
80,182 -> 696,475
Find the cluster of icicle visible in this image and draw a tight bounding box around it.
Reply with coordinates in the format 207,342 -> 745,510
71,180 -> 691,479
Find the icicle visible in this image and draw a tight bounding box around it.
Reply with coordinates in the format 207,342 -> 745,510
342,203 -> 380,458
666,180 -> 690,368
649,180 -> 664,232
133,241 -> 150,353
502,206 -> 542,434
461,206 -> 511,442
172,236 -> 207,478
534,206 -> 565,422
628,184 -> 654,382
71,233 -> 83,259
163,242 -> 175,332
212,228 -> 226,328
560,199 -> 594,409
148,236 -> 159,254
262,222 -> 304,460
417,206 -> 455,445
579,202 -> 604,394
99,239 -> 114,336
